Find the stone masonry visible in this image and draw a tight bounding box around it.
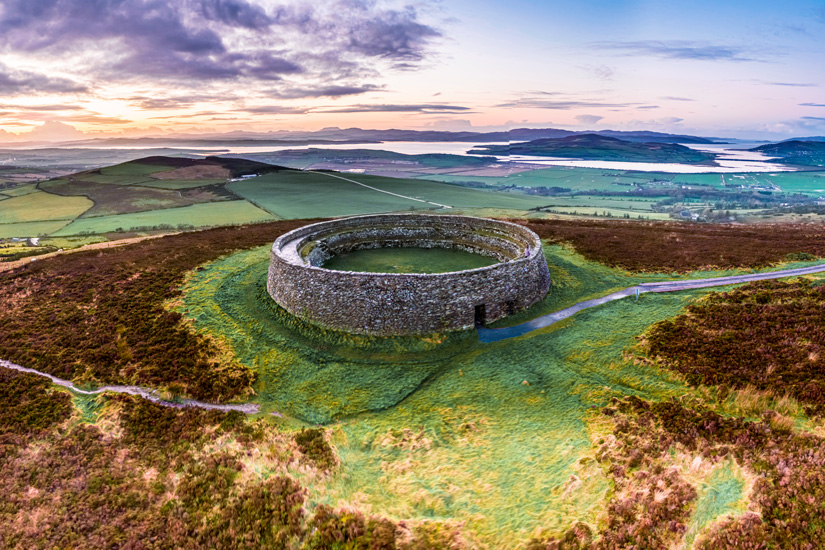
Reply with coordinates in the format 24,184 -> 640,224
267,214 -> 551,336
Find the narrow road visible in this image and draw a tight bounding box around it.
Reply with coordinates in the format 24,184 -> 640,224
478,262 -> 825,342
307,170 -> 453,210
0,359 -> 260,414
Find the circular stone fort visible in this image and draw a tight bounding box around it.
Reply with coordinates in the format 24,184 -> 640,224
267,214 -> 551,336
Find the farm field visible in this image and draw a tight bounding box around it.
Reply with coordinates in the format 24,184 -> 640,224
3,156 -> 825,242
0,190 -> 92,223
51,200 -> 276,235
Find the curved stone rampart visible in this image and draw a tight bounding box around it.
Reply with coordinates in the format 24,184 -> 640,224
267,214 -> 551,335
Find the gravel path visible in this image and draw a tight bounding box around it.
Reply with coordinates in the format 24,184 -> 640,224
478,262 -> 825,342
0,359 -> 260,414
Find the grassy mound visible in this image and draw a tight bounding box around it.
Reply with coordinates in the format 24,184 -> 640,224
177,242 -> 719,544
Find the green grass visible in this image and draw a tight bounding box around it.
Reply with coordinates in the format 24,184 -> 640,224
175,243 -> 734,547
1,183 -> 40,197
39,235 -> 109,249
228,171 -> 419,218
349,173 -> 551,210
426,166 -> 676,191
0,191 -> 92,223
323,247 -> 499,273
682,460 -> 748,549
227,171 -> 549,219
0,220 -> 72,238
51,201 -> 275,235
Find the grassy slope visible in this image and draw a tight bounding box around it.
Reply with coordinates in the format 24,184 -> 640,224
4,219 -> 825,546
470,134 -> 716,164
0,190 -> 92,223
51,201 -> 276,235
176,243 -> 743,546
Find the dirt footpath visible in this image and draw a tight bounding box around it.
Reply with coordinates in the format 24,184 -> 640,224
0,233 -> 178,272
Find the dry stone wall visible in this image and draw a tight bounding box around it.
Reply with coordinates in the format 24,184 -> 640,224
268,214 -> 551,336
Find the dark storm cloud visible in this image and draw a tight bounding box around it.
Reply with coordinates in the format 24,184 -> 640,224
591,40 -> 756,62
0,0 -> 441,90
318,104 -> 472,113
0,64 -> 88,95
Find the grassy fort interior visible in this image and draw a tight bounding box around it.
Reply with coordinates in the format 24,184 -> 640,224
322,247 -> 498,273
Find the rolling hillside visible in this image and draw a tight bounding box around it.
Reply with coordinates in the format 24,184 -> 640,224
469,134 -> 718,164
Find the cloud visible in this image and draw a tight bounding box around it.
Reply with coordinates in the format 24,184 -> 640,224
590,40 -> 757,62
235,106 -> 310,115
0,63 -> 87,95
0,0 -> 442,94
198,0 -> 274,29
147,111 -> 224,120
25,120 -> 86,141
575,114 -> 604,125
636,105 -> 659,110
801,103 -> 825,107
582,65 -> 615,81
497,98 -> 639,110
319,103 -> 472,114
127,95 -> 236,110
661,96 -> 694,102
0,103 -> 84,111
267,84 -> 383,99
344,4 -> 441,62
759,81 -> 818,87
802,116 -> 825,122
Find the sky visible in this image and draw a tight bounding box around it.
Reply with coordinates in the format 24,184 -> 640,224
0,0 -> 823,141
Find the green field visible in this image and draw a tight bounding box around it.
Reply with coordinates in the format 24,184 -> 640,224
0,220 -> 72,238
174,243 -> 767,546
2,156 -> 825,240
51,200 -> 275,235
323,247 -> 498,273
228,171 -> 549,219
425,166 -> 673,191
0,183 -> 40,197
228,171 -> 434,218
0,190 -> 92,224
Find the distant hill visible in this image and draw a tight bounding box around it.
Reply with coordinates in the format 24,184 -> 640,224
750,140 -> 825,167
232,148 -> 497,170
58,127 -> 722,147
468,134 -> 718,164
782,136 -> 825,143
